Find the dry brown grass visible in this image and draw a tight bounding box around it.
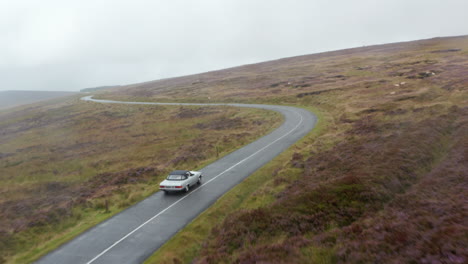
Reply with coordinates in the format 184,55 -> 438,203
0,96 -> 281,263
3,35 -> 467,264
127,36 -> 467,263
194,106 -> 466,264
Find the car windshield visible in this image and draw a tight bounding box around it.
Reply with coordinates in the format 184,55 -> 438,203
166,174 -> 187,180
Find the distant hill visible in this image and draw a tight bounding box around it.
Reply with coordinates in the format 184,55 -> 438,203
0,90 -> 78,110
107,36 -> 468,103
80,85 -> 120,93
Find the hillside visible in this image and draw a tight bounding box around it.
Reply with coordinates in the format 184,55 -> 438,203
0,96 -> 281,263
93,36 -> 468,263
98,36 -> 467,105
2,35 -> 466,264
80,85 -> 121,93
0,91 -> 78,110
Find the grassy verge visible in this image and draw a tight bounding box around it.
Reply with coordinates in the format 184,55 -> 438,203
13,207 -> 116,263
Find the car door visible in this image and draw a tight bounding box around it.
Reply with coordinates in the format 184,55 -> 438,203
188,171 -> 197,185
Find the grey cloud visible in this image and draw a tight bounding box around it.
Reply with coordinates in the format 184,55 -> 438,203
0,0 -> 467,91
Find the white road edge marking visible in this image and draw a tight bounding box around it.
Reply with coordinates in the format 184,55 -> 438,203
83,97 -> 304,264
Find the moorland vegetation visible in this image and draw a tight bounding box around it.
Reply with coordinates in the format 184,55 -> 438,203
130,36 -> 467,263
1,35 -> 466,264
0,96 -> 281,263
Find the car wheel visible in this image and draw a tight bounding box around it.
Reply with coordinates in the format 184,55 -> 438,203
163,190 -> 168,194
197,176 -> 202,185
185,185 -> 190,192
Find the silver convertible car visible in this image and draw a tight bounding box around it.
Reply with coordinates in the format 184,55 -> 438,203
159,170 -> 203,193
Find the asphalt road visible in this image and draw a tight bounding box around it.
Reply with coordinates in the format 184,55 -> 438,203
36,96 -> 317,264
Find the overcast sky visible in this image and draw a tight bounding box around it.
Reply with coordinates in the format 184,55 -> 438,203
0,0 -> 467,92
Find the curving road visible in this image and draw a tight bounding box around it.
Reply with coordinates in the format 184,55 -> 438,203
36,96 -> 317,264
